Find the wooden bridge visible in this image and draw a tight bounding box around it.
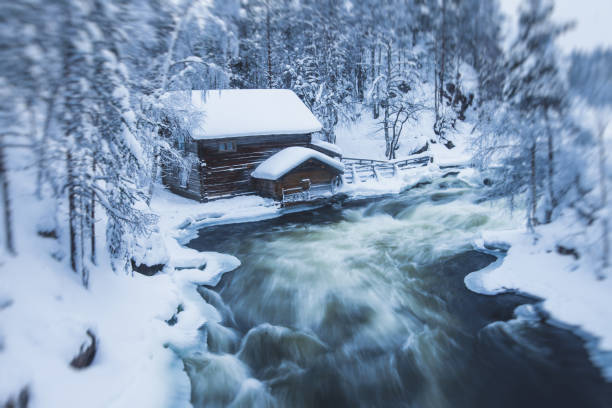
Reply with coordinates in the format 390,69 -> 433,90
342,154 -> 432,184
278,154 -> 431,206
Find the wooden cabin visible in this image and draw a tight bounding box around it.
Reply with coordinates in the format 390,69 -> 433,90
160,89 -> 341,202
251,146 -> 344,203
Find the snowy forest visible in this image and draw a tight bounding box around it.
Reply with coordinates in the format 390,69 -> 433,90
1,0 -> 612,407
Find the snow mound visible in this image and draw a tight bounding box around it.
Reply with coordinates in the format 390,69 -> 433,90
251,147 -> 344,181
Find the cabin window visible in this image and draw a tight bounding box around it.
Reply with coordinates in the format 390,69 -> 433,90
218,141 -> 236,152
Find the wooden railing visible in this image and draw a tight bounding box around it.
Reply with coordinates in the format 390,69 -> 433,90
281,184 -> 334,205
342,154 -> 432,184
282,187 -> 310,203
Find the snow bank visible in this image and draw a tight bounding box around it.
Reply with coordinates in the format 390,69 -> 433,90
251,146 -> 344,180
152,188 -> 280,233
161,89 -> 322,139
0,252 -> 189,408
465,221 -> 612,381
0,165 -> 241,407
152,156 -> 440,235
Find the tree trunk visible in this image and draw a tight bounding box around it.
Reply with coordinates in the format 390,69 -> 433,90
90,157 -> 96,265
545,111 -> 556,223
80,195 -> 88,288
597,120 -> 609,278
146,145 -> 159,205
37,85 -> 59,199
160,0 -> 196,93
67,151 -> 78,273
434,62 -> 439,129
372,43 -> 379,119
28,104 -> 40,201
357,48 -> 365,101
0,143 -> 15,255
266,1 -> 273,89
529,140 -> 538,230
384,43 -> 392,159
370,41 -> 375,85
434,0 -> 447,137
439,0 -> 447,111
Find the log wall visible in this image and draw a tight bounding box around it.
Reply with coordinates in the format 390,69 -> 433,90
161,159 -> 204,202
198,134 -> 311,200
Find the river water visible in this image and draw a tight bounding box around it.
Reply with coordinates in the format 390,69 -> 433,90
183,174 -> 612,407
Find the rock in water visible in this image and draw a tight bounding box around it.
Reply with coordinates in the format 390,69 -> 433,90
201,321 -> 240,354
237,323 -> 328,375
183,353 -> 248,408
317,294 -> 374,346
228,379 -> 276,408
197,286 -> 237,327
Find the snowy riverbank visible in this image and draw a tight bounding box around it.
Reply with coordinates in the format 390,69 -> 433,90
466,221 -> 612,381
0,168 -> 241,407
153,161 -> 443,237
0,160 -> 441,407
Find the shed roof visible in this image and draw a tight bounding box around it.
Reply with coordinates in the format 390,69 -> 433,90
311,139 -> 343,157
161,89 -> 322,140
251,147 -> 344,181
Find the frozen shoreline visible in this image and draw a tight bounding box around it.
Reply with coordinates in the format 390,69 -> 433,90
0,168 -> 243,407
154,161 -> 443,236
465,226 -> 612,381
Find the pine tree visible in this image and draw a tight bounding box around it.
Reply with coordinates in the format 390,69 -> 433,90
475,0 -> 571,228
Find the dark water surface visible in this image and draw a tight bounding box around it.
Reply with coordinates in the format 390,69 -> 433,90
184,177 -> 612,408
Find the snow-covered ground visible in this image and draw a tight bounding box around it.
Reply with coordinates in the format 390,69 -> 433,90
466,219 -> 612,381
0,167 -> 240,407
334,104 -> 473,168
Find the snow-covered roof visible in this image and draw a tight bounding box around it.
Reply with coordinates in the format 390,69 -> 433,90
251,147 -> 344,181
311,139 -> 343,157
162,89 -> 322,140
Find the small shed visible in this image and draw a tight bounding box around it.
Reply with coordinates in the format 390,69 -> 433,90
251,146 -> 344,203
160,89 -> 326,202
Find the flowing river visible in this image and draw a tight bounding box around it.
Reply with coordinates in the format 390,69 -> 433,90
182,173 -> 612,407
